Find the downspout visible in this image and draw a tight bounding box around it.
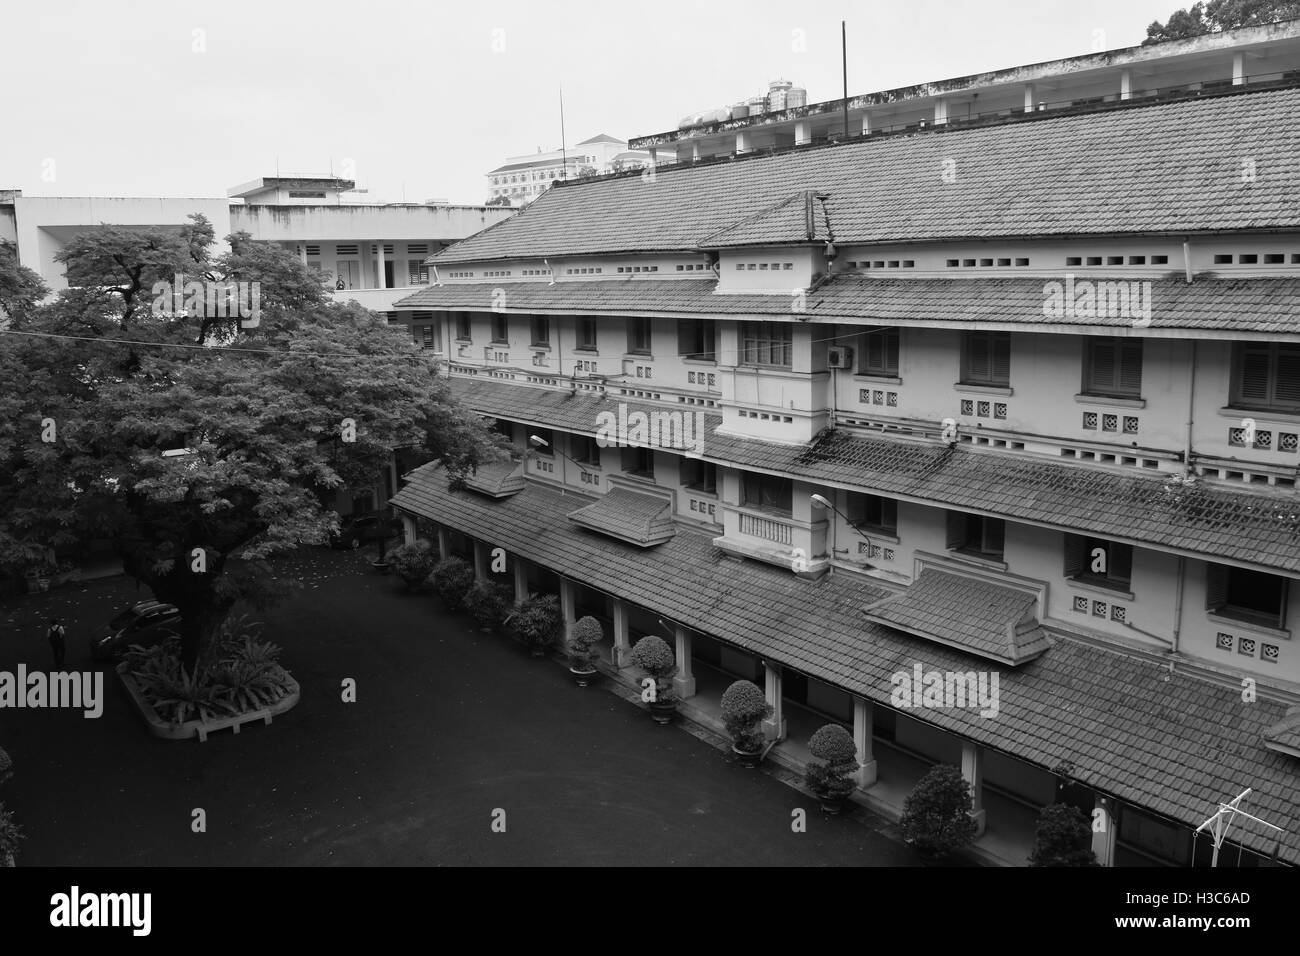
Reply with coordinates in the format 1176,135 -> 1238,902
1172,237 -> 1196,659
1170,556 -> 1185,659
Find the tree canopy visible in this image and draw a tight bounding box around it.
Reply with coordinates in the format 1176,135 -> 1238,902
0,215 -> 500,668
1143,0 -> 1300,44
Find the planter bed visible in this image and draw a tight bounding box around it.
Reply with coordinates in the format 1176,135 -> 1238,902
116,662 -> 300,743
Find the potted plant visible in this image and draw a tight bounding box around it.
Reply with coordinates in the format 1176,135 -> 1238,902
388,539 -> 439,591
899,764 -> 978,858
1029,804 -> 1098,867
0,802 -> 23,867
371,532 -> 391,574
805,724 -> 859,813
721,679 -> 771,768
568,615 -> 602,684
628,635 -> 677,724
430,556 -> 476,611
508,594 -> 563,657
464,580 -> 513,633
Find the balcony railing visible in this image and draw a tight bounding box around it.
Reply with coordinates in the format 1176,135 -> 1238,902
738,511 -> 793,546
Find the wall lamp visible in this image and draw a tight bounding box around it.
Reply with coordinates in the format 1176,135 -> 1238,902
529,434 -> 594,478
810,492 -> 875,567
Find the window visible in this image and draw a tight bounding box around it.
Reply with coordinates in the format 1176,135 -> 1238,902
1084,338 -> 1143,398
491,315 -> 509,344
576,317 -> 598,351
570,434 -> 600,466
627,317 -> 653,355
1065,535 -> 1132,590
408,260 -> 428,285
456,312 -> 471,341
846,493 -> 897,533
681,459 -> 717,493
530,315 -> 550,347
288,191 -> 326,199
677,319 -> 716,361
859,328 -> 900,377
622,446 -> 655,478
946,512 -> 1005,559
740,322 -> 793,368
1231,343 -> 1300,413
961,331 -> 1011,387
742,472 -> 793,514
1207,564 -> 1288,629
531,427 -> 554,456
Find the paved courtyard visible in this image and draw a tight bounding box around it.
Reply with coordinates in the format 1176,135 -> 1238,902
1,548 -> 922,866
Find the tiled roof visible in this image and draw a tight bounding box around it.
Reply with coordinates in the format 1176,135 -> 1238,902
699,191 -> 833,248
434,87 -> 1300,264
448,376 -> 1300,575
567,484 -> 676,546
390,470 -> 1300,864
1264,706 -> 1300,757
461,456 -> 525,498
863,568 -> 1050,665
397,275 -> 1300,336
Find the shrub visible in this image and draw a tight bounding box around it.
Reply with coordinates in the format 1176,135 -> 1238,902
806,724 -> 859,802
1029,803 -> 1098,867
388,539 -> 440,590
720,679 -> 771,753
900,764 -> 978,857
430,557 -> 475,609
628,635 -> 677,703
464,580 -> 513,631
509,594 -> 564,650
568,615 -> 603,670
0,802 -> 24,862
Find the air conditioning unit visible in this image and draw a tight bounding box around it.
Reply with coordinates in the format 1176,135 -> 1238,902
827,346 -> 854,369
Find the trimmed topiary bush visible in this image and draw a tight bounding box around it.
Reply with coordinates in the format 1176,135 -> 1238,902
569,615 -> 603,671
628,635 -> 677,703
430,556 -> 475,610
388,539 -> 439,590
1029,803 -> 1098,867
900,764 -> 978,857
509,594 -> 564,652
464,580 -> 514,631
806,724 -> 859,803
720,679 -> 771,753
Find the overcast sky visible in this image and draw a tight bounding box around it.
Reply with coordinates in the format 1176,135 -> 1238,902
1,0 -> 1186,205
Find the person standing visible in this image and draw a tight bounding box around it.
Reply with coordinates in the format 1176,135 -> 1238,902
47,618 -> 66,668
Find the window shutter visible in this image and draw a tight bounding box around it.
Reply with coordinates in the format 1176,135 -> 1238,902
867,331 -> 885,372
1112,543 -> 1133,583
1275,346 -> 1300,406
1090,340 -> 1117,392
885,328 -> 900,375
992,333 -> 1011,384
677,320 -> 694,356
881,497 -> 898,532
1205,564 -> 1228,610
1119,341 -> 1143,394
985,518 -> 1005,554
1063,534 -> 1086,577
946,511 -> 966,550
966,334 -> 990,382
1238,348 -> 1271,404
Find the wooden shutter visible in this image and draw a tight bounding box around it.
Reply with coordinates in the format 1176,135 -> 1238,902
1089,340 -> 1116,392
946,511 -> 966,550
1237,347 -> 1271,404
1205,563 -> 1228,610
1119,341 -> 1143,395
985,518 -> 1005,555
880,497 -> 898,532
866,330 -> 886,373
1063,534 -> 1086,577
1111,543 -> 1133,583
965,334 -> 990,382
1275,345 -> 1300,407
677,320 -> 695,357
992,333 -> 1011,385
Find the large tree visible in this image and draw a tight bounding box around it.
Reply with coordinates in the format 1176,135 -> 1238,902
1143,0 -> 1300,44
1,216 -> 499,669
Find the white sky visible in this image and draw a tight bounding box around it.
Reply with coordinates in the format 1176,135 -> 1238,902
0,0 -> 1186,205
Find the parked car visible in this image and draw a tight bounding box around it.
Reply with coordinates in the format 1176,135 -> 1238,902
91,601 -> 182,661
329,512 -> 402,550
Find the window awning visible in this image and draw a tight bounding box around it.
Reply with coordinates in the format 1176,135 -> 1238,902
863,567 -> 1049,666
461,457 -> 526,498
567,484 -> 675,547
1264,706 -> 1300,760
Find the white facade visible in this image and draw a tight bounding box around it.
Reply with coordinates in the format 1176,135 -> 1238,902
485,134 -> 653,205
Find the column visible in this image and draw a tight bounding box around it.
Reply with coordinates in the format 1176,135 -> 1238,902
647,146 -> 658,169
375,241 -> 387,290
611,598 -> 631,667
961,740 -> 986,837
673,626 -> 695,699
860,113 -> 870,135
735,130 -> 751,154
559,577 -> 576,645
852,697 -> 878,788
1120,69 -> 1132,101
691,141 -> 700,162
472,539 -> 488,582
1091,795 -> 1118,867
513,559 -> 529,606
299,243 -> 308,265
762,663 -> 786,741
401,515 -> 416,546
1023,84 -> 1035,113
436,524 -> 450,559
934,97 -> 948,126
1233,52 -> 1245,86
795,120 -> 811,146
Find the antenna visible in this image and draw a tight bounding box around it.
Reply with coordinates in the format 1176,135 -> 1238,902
559,84 -> 569,182
1192,788 -> 1284,867
842,21 -> 850,140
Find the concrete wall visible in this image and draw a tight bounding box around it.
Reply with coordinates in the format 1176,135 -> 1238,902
230,203 -> 511,243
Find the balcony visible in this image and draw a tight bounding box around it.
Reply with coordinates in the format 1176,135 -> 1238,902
712,504 -> 830,577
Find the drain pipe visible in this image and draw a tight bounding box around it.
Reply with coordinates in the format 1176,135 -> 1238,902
1181,238 -> 1196,476
1170,555 -> 1185,659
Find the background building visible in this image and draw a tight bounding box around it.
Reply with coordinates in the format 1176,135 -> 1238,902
485,134 -> 653,205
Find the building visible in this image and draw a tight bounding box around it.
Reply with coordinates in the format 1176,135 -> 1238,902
485,134 -> 654,205
392,38 -> 1300,866
634,19 -> 1300,163
0,176 -> 513,517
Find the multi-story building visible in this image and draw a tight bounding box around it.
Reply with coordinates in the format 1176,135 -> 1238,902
393,38 -> 1300,867
1,175 -> 512,517
485,135 -> 653,205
